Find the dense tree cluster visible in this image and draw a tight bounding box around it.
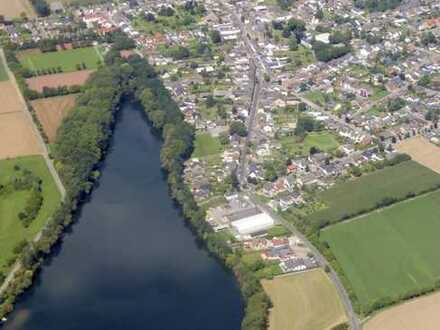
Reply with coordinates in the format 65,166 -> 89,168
354,0 -> 403,12
294,115 -> 323,137
312,41 -> 351,62
276,0 -> 295,10
30,0 -> 50,17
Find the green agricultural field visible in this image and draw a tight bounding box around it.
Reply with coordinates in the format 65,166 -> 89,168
19,47 -> 102,73
307,160 -> 440,226
0,156 -> 61,274
321,190 -> 440,312
192,133 -> 223,158
281,132 -> 340,157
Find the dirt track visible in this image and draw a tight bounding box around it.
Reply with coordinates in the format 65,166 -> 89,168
396,136 -> 440,173
364,292 -> 440,330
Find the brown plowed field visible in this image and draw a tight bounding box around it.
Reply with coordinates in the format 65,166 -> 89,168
0,81 -> 24,114
26,70 -> 94,93
365,292 -> 440,330
0,112 -> 43,158
31,95 -> 77,142
0,0 -> 36,19
396,136 -> 440,173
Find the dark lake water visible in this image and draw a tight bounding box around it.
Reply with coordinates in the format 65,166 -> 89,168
4,102 -> 243,330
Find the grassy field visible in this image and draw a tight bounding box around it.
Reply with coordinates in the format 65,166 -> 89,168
192,133 -> 223,158
280,132 -> 340,157
262,269 -> 347,330
19,47 -> 102,73
321,191 -> 440,312
307,161 -> 440,226
0,156 -> 61,274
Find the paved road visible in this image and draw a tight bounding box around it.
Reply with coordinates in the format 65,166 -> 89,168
249,194 -> 361,330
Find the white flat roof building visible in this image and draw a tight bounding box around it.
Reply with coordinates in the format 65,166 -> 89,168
231,212 -> 275,237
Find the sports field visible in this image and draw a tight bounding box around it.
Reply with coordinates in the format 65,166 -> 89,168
0,0 -> 36,19
0,156 -> 61,273
192,133 -> 223,158
31,95 -> 77,142
321,190 -> 440,312
365,292 -> 440,330
396,136 -> 440,174
307,160 -> 440,226
19,47 -> 102,73
262,269 -> 347,330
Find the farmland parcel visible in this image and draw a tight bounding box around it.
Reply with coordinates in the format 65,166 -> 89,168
0,0 -> 36,19
262,269 -> 347,330
0,80 -> 42,158
19,47 -> 102,73
26,70 -> 94,92
321,191 -> 440,312
307,161 -> 440,226
396,136 -> 440,174
365,292 -> 440,330
31,95 -> 77,142
0,156 -> 61,274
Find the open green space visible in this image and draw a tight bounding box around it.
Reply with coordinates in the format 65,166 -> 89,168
0,156 -> 61,274
0,53 -> 9,81
307,160 -> 440,226
280,132 -> 340,157
192,133 -> 223,158
19,47 -> 102,73
321,190 -> 440,312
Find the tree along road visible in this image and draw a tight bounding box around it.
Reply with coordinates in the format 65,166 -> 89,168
249,194 -> 361,330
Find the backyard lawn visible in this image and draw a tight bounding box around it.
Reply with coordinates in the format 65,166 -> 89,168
19,47 -> 102,73
321,190 -> 440,313
307,160 -> 440,226
0,156 -> 61,274
192,133 -> 223,158
281,132 -> 340,157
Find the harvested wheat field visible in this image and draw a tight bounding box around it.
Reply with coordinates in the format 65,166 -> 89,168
365,292 -> 440,330
262,269 -> 347,330
0,112 -> 43,158
0,81 -> 23,114
0,0 -> 36,19
396,136 -> 440,173
31,95 -> 77,142
26,70 -> 94,93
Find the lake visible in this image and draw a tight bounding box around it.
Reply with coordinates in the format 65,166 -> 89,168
4,102 -> 243,330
